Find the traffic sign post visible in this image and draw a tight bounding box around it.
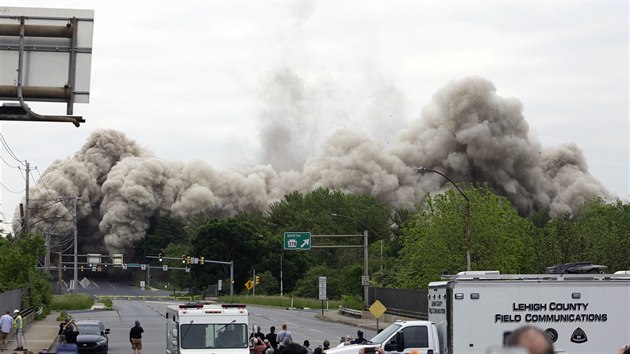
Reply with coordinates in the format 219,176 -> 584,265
369,300 -> 387,331
319,276 -> 327,315
284,232 -> 312,250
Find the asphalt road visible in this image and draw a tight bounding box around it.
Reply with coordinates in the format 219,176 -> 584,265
67,300 -> 373,354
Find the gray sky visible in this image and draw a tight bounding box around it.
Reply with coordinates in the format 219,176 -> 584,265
0,1 -> 628,228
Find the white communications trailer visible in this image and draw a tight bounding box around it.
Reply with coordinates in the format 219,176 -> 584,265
428,271 -> 630,354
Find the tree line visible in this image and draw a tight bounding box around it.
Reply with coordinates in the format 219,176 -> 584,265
5,185 -> 629,312
141,186 -> 630,299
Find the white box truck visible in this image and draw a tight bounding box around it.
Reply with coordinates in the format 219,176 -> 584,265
166,302 -> 249,354
327,271 -> 630,354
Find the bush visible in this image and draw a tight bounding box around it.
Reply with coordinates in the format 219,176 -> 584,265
341,295 -> 363,310
101,297 -> 113,309
56,311 -> 69,321
50,294 -> 94,310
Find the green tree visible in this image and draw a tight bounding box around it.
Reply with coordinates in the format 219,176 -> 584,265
190,218 -> 264,292
395,185 -> 536,289
0,233 -> 52,312
573,198 -> 630,271
266,188 -> 391,294
162,242 -> 192,292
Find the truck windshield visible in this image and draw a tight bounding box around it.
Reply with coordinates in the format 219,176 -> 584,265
181,323 -> 248,349
367,324 -> 401,344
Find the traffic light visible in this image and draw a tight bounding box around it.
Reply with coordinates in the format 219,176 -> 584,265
200,256 -> 205,265
80,265 -> 84,271
186,256 -> 191,264
255,275 -> 260,285
159,252 -> 163,262
181,255 -> 186,264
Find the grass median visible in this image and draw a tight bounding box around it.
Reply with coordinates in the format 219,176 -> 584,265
219,295 -> 342,309
50,293 -> 94,310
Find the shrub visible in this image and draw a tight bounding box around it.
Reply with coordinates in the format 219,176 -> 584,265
101,297 -> 113,309
50,294 -> 94,310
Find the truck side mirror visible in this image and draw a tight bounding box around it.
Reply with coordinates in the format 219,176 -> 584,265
384,332 -> 405,352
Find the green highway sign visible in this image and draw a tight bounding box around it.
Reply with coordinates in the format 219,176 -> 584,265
284,232 -> 312,250
127,263 -> 141,268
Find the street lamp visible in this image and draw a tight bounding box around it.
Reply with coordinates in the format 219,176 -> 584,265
414,166 -> 472,272
331,213 -> 370,307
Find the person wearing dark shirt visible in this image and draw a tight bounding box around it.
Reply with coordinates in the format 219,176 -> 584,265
265,326 -> 278,349
130,320 -> 144,354
58,318 -> 70,343
63,320 -> 80,344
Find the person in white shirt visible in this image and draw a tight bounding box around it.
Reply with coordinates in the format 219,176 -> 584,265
0,310 -> 13,351
275,324 -> 293,347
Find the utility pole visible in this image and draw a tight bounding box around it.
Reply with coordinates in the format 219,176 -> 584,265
230,261 -> 234,296
252,269 -> 256,296
45,232 -> 50,275
363,230 -> 369,307
71,195 -> 79,293
57,251 -> 62,292
23,160 -> 30,235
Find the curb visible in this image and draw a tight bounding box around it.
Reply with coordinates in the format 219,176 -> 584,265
315,314 -> 379,331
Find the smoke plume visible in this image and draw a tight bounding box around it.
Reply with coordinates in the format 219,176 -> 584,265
18,77 -> 610,254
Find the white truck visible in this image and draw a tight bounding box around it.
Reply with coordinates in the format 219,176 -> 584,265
327,271 -> 630,354
166,302 -> 249,354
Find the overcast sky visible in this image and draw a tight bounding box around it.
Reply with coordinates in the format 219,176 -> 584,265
0,1 -> 628,227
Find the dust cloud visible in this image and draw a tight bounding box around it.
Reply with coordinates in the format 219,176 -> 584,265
18,77 -> 609,253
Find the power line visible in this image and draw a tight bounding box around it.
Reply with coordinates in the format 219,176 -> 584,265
33,167 -> 74,218
0,182 -> 21,194
0,154 -> 19,169
0,132 -> 25,166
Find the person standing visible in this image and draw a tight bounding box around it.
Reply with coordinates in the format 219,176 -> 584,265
275,324 -> 293,347
0,310 -> 13,351
265,326 -> 278,349
63,319 -> 80,344
303,340 -> 314,354
129,320 -> 144,354
352,330 -> 366,344
322,340 -> 330,352
12,309 -> 25,351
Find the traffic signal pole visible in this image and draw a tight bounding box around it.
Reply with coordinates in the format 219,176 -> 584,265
146,255 -> 234,295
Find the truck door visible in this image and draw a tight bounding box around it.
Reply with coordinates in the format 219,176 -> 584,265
385,325 -> 433,354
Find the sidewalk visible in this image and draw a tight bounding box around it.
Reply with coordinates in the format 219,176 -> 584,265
15,311 -> 60,354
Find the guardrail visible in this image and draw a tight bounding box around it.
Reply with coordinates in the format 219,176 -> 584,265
384,307 -> 427,320
94,295 -> 203,302
338,306 -> 363,318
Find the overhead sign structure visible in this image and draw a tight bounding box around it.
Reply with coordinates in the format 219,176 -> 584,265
319,276 -> 327,300
284,232 -> 311,250
0,6 -> 95,126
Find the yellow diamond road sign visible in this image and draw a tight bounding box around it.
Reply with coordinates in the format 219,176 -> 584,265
369,300 -> 387,319
245,280 -> 254,290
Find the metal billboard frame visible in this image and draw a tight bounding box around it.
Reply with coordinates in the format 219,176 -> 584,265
0,7 -> 94,126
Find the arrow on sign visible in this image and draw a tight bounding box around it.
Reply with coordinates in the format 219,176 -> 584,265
301,239 -> 310,248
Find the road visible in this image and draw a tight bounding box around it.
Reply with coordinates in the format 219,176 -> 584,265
67,300 -> 375,354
